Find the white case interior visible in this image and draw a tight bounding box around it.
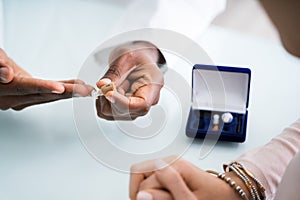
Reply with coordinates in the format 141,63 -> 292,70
192,69 -> 249,113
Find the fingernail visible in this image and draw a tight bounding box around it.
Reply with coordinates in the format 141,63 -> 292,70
100,78 -> 111,84
0,67 -> 9,82
137,191 -> 153,200
105,95 -> 115,103
51,84 -> 65,94
155,159 -> 168,170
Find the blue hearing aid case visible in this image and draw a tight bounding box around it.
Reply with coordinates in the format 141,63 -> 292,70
186,64 -> 251,143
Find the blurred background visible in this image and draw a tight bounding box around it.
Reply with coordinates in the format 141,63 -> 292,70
213,0 -> 279,42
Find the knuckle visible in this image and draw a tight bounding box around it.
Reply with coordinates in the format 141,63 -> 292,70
130,164 -> 140,173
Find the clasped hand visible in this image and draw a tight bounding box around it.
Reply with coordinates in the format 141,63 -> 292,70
130,156 -> 244,200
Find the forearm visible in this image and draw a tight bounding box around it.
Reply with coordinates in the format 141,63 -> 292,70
236,118 -> 300,199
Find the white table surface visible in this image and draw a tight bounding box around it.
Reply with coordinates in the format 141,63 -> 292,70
1,1 -> 300,199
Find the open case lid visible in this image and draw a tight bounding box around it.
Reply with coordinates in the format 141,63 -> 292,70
192,64 -> 251,114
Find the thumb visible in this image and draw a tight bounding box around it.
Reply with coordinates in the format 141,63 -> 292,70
96,78 -> 112,89
97,64 -> 137,89
0,66 -> 14,83
97,65 -> 124,89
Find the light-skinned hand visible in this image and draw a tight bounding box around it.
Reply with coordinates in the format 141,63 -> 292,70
130,155 -> 249,200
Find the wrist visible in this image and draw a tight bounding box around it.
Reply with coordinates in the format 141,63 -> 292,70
208,172 -> 243,200
132,41 -> 166,66
206,170 -> 251,200
225,171 -> 251,199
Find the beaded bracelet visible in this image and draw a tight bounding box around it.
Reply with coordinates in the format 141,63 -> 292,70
229,162 -> 266,200
228,165 -> 260,200
224,162 -> 266,200
206,170 -> 250,200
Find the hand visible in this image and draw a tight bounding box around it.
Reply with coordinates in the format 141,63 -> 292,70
129,156 -> 247,200
96,41 -> 165,120
0,48 -> 94,110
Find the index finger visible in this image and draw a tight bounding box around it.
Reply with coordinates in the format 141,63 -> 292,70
0,76 -> 65,96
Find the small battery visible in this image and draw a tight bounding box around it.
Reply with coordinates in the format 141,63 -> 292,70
93,82 -> 116,97
101,83 -> 115,95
